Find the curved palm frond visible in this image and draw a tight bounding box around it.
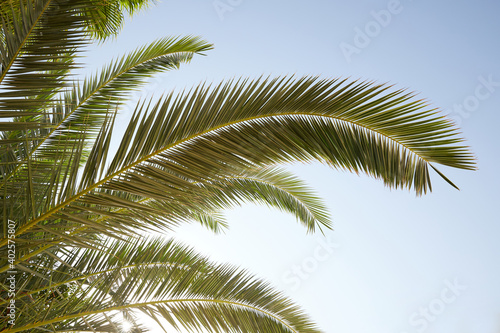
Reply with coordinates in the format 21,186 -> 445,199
193,166 -> 331,233
2,236 -> 321,333
0,76 -> 475,260
101,76 -> 474,194
114,165 -> 331,234
0,164 -> 329,270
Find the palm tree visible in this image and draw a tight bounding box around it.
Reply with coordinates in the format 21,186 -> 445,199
0,0 -> 476,332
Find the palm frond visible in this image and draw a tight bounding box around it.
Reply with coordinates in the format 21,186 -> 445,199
1,236 -> 321,333
193,166 -> 331,233
0,76 -> 475,259
0,165 -> 329,271
103,76 -> 475,193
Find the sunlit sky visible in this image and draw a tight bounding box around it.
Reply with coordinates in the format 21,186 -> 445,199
82,0 -> 500,332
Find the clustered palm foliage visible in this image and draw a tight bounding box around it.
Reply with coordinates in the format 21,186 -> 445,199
0,0 -> 475,332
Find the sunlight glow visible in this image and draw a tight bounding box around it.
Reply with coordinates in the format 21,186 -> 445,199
121,320 -> 133,333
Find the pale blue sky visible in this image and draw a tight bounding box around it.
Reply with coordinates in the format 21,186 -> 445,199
83,1 -> 500,332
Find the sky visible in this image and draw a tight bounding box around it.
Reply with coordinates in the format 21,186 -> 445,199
81,0 -> 500,332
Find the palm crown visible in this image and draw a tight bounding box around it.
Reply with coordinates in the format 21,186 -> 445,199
0,1 -> 475,332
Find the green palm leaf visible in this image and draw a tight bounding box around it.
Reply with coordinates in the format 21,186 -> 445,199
2,237 -> 321,333
0,76 -> 475,261
102,76 -> 474,193
193,166 -> 331,233
0,164 -> 329,271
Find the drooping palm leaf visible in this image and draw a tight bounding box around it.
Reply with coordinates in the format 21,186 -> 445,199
0,76 -> 475,263
193,166 -> 331,233
101,76 -> 474,194
1,236 -> 321,333
0,163 -> 330,273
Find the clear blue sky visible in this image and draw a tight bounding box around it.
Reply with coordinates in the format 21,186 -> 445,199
83,0 -> 500,332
